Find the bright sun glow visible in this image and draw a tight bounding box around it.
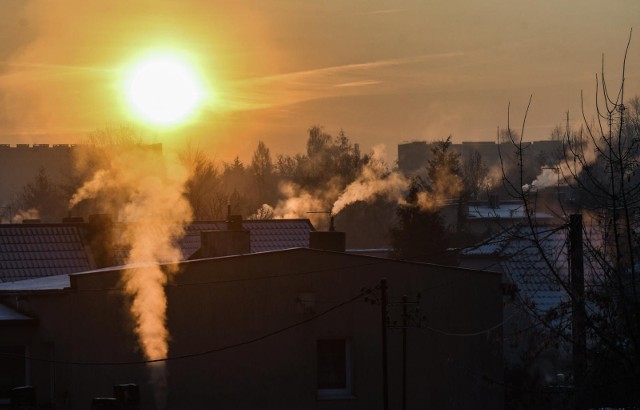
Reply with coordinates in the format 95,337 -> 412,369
125,55 -> 205,126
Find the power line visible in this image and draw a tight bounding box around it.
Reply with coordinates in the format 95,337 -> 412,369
0,291 -> 366,367
423,311 -> 517,337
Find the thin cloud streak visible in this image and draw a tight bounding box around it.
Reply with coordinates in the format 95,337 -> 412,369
334,80 -> 381,88
356,9 -> 408,15
224,52 -> 468,111
0,61 -> 112,73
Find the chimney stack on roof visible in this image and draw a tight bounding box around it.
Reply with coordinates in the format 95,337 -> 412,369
87,214 -> 115,268
488,194 -> 500,209
200,215 -> 250,258
309,216 -> 346,252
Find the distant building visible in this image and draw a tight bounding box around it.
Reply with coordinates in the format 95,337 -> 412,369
0,246 -> 503,409
0,144 -> 76,214
397,141 -> 429,173
0,144 -> 163,221
397,140 -> 563,174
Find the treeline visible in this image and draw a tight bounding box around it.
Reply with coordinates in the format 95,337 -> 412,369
10,122 -> 569,253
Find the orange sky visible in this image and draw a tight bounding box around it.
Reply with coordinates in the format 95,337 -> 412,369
1,0 -> 639,162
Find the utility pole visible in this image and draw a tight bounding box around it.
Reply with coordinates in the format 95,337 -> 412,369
380,278 -> 389,410
569,214 -> 586,407
402,294 -> 408,410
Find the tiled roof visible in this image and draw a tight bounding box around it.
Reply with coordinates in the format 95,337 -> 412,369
0,219 -> 315,283
180,219 -> 314,258
463,225 -> 569,314
467,203 -> 555,221
0,225 -> 92,282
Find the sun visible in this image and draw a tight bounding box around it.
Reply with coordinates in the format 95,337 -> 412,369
124,54 -> 205,126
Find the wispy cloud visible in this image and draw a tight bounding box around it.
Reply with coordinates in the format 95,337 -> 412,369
334,80 -> 380,88
356,8 -> 407,15
0,61 -> 111,72
224,52 -> 467,111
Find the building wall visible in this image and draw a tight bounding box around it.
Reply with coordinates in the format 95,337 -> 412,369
0,145 -> 76,216
2,249 -> 503,409
397,139 -> 563,176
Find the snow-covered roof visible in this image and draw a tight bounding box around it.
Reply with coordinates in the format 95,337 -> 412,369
466,203 -> 554,221
0,303 -> 33,321
463,225 -> 569,314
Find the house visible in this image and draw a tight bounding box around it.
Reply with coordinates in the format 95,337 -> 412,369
0,244 -> 503,409
439,195 -> 558,239
460,224 -> 574,391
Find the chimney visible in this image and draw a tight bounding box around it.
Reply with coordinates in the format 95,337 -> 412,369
113,384 -> 140,409
227,214 -> 243,231
488,194 -> 500,209
200,216 -> 250,257
63,216 -> 84,224
91,398 -> 119,409
309,217 -> 346,252
88,214 -> 115,268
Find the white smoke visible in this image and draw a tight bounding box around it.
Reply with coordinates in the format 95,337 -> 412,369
11,208 -> 40,223
70,143 -> 191,408
331,145 -> 409,214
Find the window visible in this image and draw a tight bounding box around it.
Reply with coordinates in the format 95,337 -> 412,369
317,339 -> 352,398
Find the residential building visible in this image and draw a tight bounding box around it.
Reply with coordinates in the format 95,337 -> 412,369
0,246 -> 503,409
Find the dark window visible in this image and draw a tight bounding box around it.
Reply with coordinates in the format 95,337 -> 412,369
317,339 -> 350,394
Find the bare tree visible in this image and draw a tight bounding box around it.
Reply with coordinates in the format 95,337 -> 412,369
180,146 -> 221,220
498,33 -> 640,408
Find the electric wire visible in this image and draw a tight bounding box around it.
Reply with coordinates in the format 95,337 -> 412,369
423,310 -> 518,337
0,291 -> 366,367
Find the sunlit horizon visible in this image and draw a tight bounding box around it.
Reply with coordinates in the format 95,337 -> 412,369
0,1 -> 639,161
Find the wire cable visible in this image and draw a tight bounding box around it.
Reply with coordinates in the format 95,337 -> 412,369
0,291 -> 366,367
423,310 -> 517,337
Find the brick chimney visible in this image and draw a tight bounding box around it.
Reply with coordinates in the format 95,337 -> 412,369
87,214 -> 115,268
200,215 -> 250,257
309,216 -> 346,252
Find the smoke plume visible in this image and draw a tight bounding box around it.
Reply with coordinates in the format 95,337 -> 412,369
70,143 -> 192,407
331,145 -> 409,214
10,208 -> 40,223
265,143 -> 464,227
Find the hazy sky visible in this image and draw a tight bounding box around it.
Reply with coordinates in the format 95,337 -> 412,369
1,0 -> 639,161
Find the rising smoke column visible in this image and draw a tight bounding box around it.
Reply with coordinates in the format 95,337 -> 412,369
331,144 -> 464,215
331,145 -> 410,215
70,144 -> 192,407
265,144 -> 463,223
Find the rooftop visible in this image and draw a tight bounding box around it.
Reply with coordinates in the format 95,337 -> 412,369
0,224 -> 92,282
0,218 -> 315,284
462,225 -> 569,314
